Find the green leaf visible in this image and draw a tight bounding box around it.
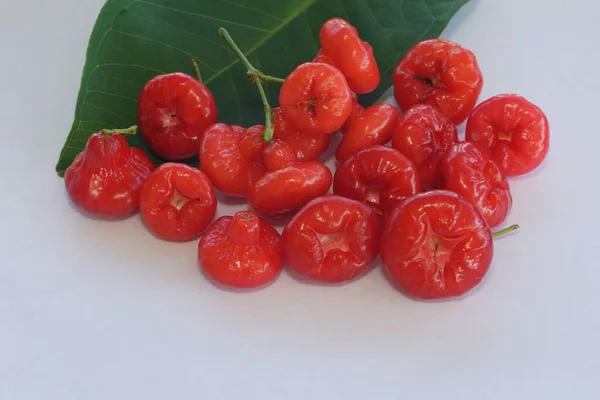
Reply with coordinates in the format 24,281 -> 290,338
55,0 -> 470,176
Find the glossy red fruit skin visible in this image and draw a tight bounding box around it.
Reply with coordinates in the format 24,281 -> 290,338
139,163 -> 217,242
441,142 -> 512,228
391,104 -> 459,189
279,62 -> 353,136
64,131 -> 154,217
333,146 -> 422,215
314,42 -> 374,68
199,123 -> 267,198
465,94 -> 550,177
249,141 -> 332,218
199,211 -> 282,289
138,73 -> 218,160
282,195 -> 380,284
271,107 -> 330,161
340,99 -> 365,135
380,190 -> 494,300
318,18 -> 380,94
393,39 -> 483,125
336,103 -> 399,163
262,139 -> 298,172
313,48 -> 335,65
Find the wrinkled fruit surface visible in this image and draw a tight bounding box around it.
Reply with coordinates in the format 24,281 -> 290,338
282,195 -> 380,284
199,123 -> 267,198
65,131 -> 154,217
138,72 -> 217,160
392,104 -> 458,189
380,191 -> 493,299
333,145 -> 422,215
465,94 -> 550,177
199,211 -> 282,289
140,163 -> 217,242
279,62 -> 353,136
393,39 -> 483,125
441,142 -> 512,228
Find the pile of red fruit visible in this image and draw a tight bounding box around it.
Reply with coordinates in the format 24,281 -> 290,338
64,18 -> 549,300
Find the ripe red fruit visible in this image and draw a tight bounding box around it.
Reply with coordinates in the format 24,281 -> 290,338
64,128 -> 154,217
318,18 -> 380,94
340,99 -> 365,135
271,107 -> 330,162
282,195 -> 380,284
199,211 -> 282,289
333,146 -> 422,215
465,94 -> 550,177
336,103 -> 399,163
441,142 -> 512,228
262,138 -> 297,172
314,43 -> 374,68
139,163 -> 217,242
279,62 -> 353,136
137,72 -> 218,160
380,191 -> 493,300
391,104 -> 459,189
249,141 -> 332,218
199,123 -> 267,198
313,48 -> 334,64
393,39 -> 483,124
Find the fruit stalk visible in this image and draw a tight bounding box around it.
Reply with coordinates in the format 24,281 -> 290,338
190,58 -> 203,82
251,70 -> 285,84
101,125 -> 138,138
219,27 -> 276,142
492,224 -> 520,238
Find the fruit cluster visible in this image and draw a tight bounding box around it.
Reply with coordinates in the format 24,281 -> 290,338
64,18 -> 549,300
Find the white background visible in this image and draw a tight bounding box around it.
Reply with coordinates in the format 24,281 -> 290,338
1,0 -> 599,398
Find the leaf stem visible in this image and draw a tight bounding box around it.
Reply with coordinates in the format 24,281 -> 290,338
492,224 -> 520,238
101,125 -> 138,138
219,27 -> 274,142
190,58 -> 203,82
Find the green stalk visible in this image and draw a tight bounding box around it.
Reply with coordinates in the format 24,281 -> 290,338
251,70 -> 285,84
493,224 -> 520,238
219,27 -> 276,142
101,125 -> 138,138
190,58 -> 203,82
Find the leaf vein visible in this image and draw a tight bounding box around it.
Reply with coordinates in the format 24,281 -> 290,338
228,71 -> 243,124
219,0 -> 284,22
81,104 -> 131,124
125,6 -> 232,52
303,11 -> 318,53
87,90 -> 138,102
111,29 -> 217,71
136,0 -> 272,32
335,0 -> 350,19
96,62 -> 165,74
78,120 -> 115,127
359,0 -> 398,55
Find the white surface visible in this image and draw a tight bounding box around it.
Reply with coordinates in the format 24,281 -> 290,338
1,0 -> 599,398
